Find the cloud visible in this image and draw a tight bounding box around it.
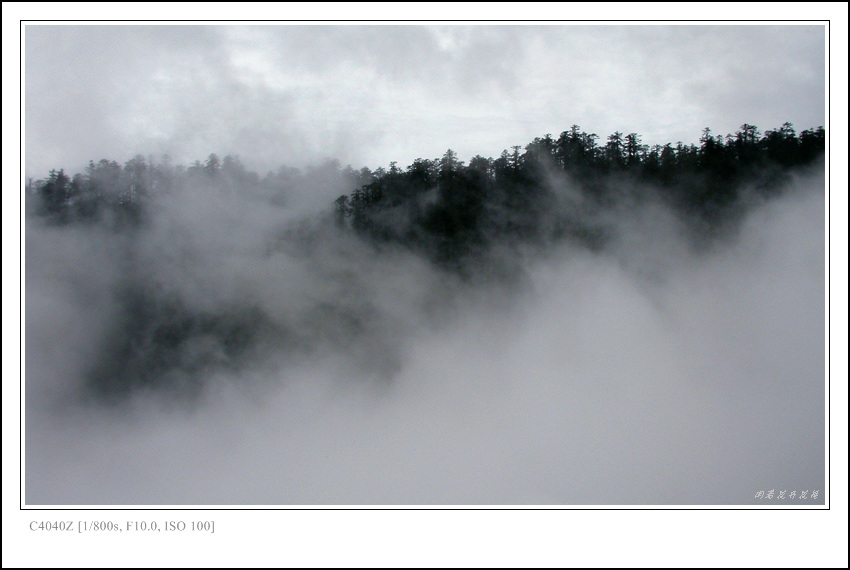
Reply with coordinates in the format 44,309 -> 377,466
24,160 -> 825,505
25,25 -> 826,178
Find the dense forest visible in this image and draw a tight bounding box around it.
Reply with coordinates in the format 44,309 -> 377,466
30,122 -> 825,264
333,123 -> 824,270
26,122 -> 825,399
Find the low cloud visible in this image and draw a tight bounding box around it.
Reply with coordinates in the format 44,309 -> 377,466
25,160 -> 825,505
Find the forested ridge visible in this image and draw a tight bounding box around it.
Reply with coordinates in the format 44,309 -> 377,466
333,123 -> 824,267
26,122 -> 825,399
30,122 -> 825,262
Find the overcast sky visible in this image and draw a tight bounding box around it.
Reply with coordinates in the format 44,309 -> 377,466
25,24 -> 825,177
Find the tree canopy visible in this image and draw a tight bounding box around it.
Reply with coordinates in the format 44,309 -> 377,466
28,122 -> 825,271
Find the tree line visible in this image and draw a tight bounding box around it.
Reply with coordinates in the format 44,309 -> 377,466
28,122 -> 825,270
26,153 -> 371,228
333,123 -> 824,269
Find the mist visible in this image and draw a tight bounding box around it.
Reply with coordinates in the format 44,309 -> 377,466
24,158 -> 825,505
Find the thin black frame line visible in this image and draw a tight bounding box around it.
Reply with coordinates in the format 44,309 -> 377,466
18,19 -> 834,23
18,19 -> 832,512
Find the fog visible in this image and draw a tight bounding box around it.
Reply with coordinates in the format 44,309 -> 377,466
24,164 -> 825,505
